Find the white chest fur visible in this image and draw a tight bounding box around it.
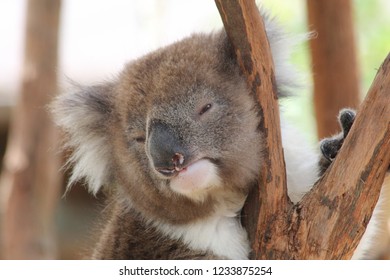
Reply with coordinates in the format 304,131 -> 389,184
153,214 -> 250,259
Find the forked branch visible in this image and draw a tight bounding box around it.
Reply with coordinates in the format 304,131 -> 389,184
215,0 -> 390,259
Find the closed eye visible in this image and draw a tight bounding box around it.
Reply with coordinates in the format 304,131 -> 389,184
135,136 -> 146,143
199,103 -> 212,116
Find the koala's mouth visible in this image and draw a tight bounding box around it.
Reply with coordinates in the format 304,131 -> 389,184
156,160 -> 193,178
156,166 -> 187,177
155,157 -> 217,179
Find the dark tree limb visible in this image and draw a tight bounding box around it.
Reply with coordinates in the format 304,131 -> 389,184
215,0 -> 390,259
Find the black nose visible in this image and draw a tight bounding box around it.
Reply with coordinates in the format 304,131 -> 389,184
147,120 -> 189,176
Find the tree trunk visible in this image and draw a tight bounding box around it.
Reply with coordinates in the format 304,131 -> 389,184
307,0 -> 360,139
215,0 -> 390,259
0,0 -> 62,259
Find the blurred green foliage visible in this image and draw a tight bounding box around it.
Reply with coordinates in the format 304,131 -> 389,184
260,0 -> 390,143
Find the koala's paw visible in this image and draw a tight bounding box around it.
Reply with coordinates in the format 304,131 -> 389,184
320,109 -> 356,162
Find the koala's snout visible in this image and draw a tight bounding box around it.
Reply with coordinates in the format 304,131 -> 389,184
147,120 -> 190,176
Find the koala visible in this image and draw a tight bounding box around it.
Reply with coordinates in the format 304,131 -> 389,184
52,16 -> 390,259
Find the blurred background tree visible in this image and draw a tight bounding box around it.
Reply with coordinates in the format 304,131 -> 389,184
0,0 -> 62,259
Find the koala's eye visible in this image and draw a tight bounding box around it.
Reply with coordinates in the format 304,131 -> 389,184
135,136 -> 146,143
199,103 -> 212,116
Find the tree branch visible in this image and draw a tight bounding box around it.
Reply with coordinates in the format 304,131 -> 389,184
295,53 -> 390,259
215,0 -> 390,259
215,0 -> 291,259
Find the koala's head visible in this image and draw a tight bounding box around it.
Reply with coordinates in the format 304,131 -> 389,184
52,20 -> 298,224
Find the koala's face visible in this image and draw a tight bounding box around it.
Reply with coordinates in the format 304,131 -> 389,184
54,32 -> 263,224
121,75 -> 260,199
112,34 -> 262,220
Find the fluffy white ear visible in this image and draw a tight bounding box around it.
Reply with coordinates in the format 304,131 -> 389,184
217,11 -> 310,97
51,83 -> 114,195
257,10 -> 312,97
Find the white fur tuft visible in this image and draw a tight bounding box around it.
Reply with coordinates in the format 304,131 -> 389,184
280,117 -> 320,203
264,14 -> 313,96
52,91 -> 111,195
66,135 -> 110,195
154,213 -> 250,259
169,159 -> 222,201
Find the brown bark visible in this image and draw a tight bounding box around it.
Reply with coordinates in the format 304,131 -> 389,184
307,0 -> 360,139
215,0 -> 290,259
215,0 -> 390,259
294,54 -> 390,259
0,0 -> 62,259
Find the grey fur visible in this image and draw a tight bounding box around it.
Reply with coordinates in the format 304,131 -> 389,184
51,15 -> 390,259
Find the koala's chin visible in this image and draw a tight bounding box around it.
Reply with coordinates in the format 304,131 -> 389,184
168,159 -> 222,201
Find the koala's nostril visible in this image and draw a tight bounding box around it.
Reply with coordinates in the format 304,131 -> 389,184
154,153 -> 185,177
172,153 -> 185,171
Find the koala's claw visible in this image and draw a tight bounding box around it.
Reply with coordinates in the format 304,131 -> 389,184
320,109 -> 356,163
320,138 -> 342,162
338,109 -> 356,137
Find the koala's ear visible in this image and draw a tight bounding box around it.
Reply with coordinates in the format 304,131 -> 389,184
215,30 -> 238,70
51,83 -> 114,195
216,14 -> 308,97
